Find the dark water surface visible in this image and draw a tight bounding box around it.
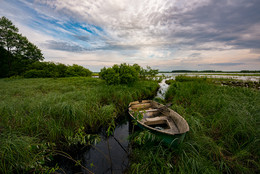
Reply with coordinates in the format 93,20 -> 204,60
55,118 -> 130,174
83,121 -> 130,174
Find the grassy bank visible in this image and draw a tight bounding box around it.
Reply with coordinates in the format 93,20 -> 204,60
130,77 -> 260,173
0,77 -> 158,173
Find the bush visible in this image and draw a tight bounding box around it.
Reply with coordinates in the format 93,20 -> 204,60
23,62 -> 92,78
139,66 -> 159,80
100,63 -> 139,85
23,69 -> 46,78
119,63 -> 139,84
100,67 -> 120,85
66,64 -> 92,77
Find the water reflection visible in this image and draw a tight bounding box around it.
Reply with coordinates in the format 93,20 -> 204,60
83,122 -> 129,174
55,119 -> 130,174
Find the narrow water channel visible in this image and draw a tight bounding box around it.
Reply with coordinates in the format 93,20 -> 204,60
55,117 -> 130,174
156,78 -> 170,99
54,79 -> 171,173
83,121 -> 130,174
55,74 -> 253,173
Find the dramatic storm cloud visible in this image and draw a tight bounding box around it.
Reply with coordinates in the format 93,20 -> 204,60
1,0 -> 260,71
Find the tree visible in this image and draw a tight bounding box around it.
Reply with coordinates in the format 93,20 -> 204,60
0,16 -> 44,77
133,63 -> 141,73
0,16 -> 18,52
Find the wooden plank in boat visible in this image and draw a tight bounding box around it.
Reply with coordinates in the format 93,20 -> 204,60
131,103 -> 151,109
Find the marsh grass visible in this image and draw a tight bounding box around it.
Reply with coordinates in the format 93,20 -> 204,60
0,77 -> 158,173
130,77 -> 260,173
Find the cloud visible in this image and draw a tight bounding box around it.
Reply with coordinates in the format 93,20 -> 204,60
43,40 -> 87,52
73,35 -> 91,41
168,0 -> 260,50
1,0 -> 260,71
189,53 -> 201,57
9,0 -> 260,52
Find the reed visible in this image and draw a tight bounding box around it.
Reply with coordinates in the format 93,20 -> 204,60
0,77 -> 158,173
130,77 -> 260,173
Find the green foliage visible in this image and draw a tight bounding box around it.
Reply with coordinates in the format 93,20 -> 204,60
130,110 -> 144,126
0,77 -> 158,172
66,126 -> 100,146
0,16 -> 43,77
66,64 -> 92,77
99,63 -> 159,85
23,69 -> 46,78
130,78 -> 259,173
163,79 -> 259,173
100,63 -> 139,85
119,63 -> 139,84
165,79 -> 175,85
23,62 -> 92,78
133,63 -> 141,73
0,46 -> 13,77
100,67 -> 120,85
140,66 -> 159,80
130,131 -> 174,173
0,131 -> 54,173
106,119 -> 116,136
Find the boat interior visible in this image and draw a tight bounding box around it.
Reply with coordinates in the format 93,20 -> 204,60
129,100 -> 189,134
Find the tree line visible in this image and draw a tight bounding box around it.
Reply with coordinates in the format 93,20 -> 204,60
23,62 -> 92,78
1,16 -> 159,82
0,16 -> 92,78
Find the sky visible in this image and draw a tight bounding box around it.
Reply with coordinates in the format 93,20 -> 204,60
1,0 -> 260,72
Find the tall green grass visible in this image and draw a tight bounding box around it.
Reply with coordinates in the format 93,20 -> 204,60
0,77 -> 158,173
130,78 -> 260,173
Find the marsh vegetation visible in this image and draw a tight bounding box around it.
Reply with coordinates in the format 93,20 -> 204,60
1,15 -> 259,174
129,76 -> 260,173
0,77 -> 158,173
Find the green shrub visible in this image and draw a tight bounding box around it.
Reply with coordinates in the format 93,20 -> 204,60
23,62 -> 92,78
139,66 -> 159,80
100,67 -> 120,85
100,63 -> 139,85
66,64 -> 92,77
119,63 -> 139,84
23,69 -> 45,78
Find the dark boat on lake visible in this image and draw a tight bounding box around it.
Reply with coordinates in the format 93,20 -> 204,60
128,100 -> 189,145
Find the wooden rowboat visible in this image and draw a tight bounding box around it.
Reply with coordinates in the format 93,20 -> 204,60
128,100 -> 189,145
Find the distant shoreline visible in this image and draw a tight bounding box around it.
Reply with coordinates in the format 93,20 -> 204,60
159,70 -> 260,73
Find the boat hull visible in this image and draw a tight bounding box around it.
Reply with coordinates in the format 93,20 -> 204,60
130,116 -> 186,145
128,100 -> 189,146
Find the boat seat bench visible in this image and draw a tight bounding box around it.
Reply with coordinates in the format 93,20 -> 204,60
143,116 -> 180,134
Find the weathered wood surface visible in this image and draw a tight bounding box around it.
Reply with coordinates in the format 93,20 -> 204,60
129,100 -> 189,136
